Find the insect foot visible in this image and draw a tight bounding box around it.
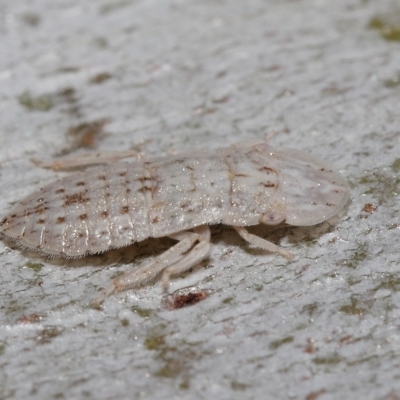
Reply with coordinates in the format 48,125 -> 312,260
0,139 -> 349,304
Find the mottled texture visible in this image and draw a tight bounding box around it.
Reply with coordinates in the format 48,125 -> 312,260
0,141 -> 348,257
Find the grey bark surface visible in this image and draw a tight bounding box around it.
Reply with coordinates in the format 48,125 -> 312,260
1,0 -> 400,399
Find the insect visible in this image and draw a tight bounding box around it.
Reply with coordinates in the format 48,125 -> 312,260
0,140 -> 349,305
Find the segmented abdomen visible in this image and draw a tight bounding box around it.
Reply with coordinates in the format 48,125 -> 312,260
1,162 -> 151,256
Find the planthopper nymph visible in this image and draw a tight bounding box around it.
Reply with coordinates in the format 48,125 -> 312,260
0,139 -> 349,304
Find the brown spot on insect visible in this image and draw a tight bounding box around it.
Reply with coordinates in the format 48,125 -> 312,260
55,188 -> 65,194
258,166 -> 274,173
76,181 -> 85,186
138,186 -> 151,193
65,193 -> 88,206
56,217 -> 66,224
121,206 -> 129,214
36,219 -> 45,224
100,211 -> 109,218
98,175 -> 106,180
26,208 -> 46,216
79,214 -> 88,220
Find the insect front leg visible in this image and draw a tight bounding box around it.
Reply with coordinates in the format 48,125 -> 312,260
233,226 -> 293,260
93,226 -> 210,305
32,150 -> 145,170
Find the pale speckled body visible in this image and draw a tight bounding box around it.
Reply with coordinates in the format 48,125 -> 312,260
0,142 -> 349,258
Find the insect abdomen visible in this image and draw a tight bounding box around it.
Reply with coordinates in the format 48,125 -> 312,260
0,162 -> 152,256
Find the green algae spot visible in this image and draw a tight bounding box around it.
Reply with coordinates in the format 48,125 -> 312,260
374,274 -> 400,292
131,306 -> 152,318
155,364 -> 184,379
302,302 -> 319,317
25,261 -> 43,272
344,246 -> 368,270
391,158 -> 400,173
92,37 -> 109,48
269,336 -> 294,350
145,334 -> 166,351
383,74 -> 400,88
20,12 -> 41,27
89,72 -> 112,84
356,168 -> 400,201
36,326 -> 63,344
368,15 -> 400,42
18,91 -> 55,111
231,381 -> 249,390
144,325 -> 197,388
339,297 -> 366,316
313,354 -> 342,365
222,297 -> 234,304
100,1 -> 132,14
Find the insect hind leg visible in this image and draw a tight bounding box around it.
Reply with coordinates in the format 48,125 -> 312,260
233,226 -> 293,260
161,225 -> 211,292
93,226 -> 211,306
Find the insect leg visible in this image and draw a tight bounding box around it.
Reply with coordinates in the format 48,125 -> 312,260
228,132 -> 277,151
233,226 -> 293,260
161,225 -> 211,292
93,229 -> 204,305
32,150 -> 144,170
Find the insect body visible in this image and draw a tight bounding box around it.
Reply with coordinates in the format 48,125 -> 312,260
0,140 -> 349,304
